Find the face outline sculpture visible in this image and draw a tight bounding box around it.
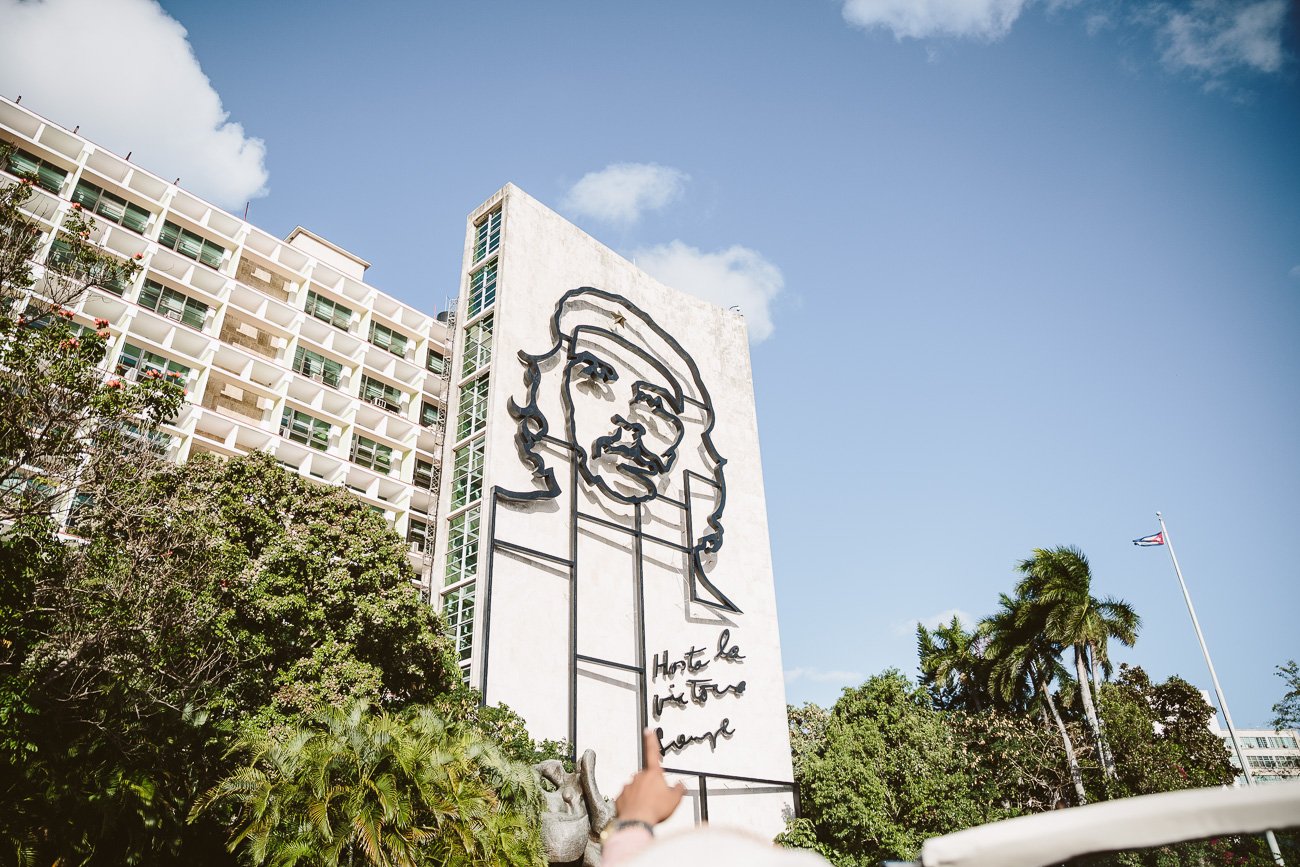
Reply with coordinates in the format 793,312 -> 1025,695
563,328 -> 687,504
503,287 -> 739,614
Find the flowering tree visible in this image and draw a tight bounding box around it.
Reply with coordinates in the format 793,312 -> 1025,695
0,151 -> 184,525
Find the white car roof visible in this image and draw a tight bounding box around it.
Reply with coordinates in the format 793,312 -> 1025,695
918,780 -> 1300,867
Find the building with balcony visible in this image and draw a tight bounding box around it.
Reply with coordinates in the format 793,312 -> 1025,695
1210,718 -> 1300,785
1,96 -> 453,593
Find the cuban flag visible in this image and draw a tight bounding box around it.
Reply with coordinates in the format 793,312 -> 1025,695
1133,532 -> 1164,546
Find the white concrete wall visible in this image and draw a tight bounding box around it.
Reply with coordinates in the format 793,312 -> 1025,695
465,185 -> 794,838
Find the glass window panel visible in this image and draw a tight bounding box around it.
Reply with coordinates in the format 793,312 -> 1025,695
350,434 -> 395,473
444,506 -> 480,585
467,261 -> 497,318
450,437 -> 485,510
472,209 -> 501,264
461,314 -> 492,377
280,407 -> 330,450
443,583 -> 476,662
456,374 -> 490,441
368,321 -> 408,357
414,458 -> 437,491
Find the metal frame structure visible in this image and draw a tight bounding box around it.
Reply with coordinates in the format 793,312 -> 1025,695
478,288 -> 795,818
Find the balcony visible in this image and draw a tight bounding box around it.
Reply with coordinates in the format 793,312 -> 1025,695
219,311 -> 281,360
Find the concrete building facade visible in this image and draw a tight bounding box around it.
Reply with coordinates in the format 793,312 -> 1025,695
432,185 -> 795,837
1,97 -> 453,595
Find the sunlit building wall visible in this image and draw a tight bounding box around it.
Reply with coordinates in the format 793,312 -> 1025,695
1,96 -> 451,591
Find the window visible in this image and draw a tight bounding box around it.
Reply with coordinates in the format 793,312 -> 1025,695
472,208 -> 502,264
359,374 -> 402,412
368,321 -> 409,357
461,314 -> 492,377
6,147 -> 67,193
456,374 -> 490,441
407,517 -> 431,553
46,235 -> 132,295
280,407 -> 330,451
426,349 -> 446,375
450,437 -> 485,510
304,289 -> 353,330
467,261 -> 496,318
139,280 -> 207,329
72,180 -> 150,233
444,506 -> 481,585
122,423 -> 172,456
292,346 -> 342,388
420,401 -> 441,428
413,458 -> 438,492
158,221 -> 224,269
443,582 -> 476,663
117,342 -> 190,381
350,434 -> 395,473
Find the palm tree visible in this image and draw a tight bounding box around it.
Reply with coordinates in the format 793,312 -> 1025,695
916,615 -> 990,712
193,701 -> 544,867
1015,546 -> 1140,782
984,593 -> 1088,806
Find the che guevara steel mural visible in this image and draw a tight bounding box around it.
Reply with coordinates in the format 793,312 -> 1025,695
484,287 -> 747,764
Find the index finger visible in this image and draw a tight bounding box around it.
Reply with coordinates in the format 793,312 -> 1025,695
643,728 -> 662,771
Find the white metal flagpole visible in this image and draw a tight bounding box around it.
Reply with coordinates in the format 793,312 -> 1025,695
1155,511 -> 1285,866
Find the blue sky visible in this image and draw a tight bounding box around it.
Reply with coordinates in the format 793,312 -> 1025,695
3,0 -> 1297,726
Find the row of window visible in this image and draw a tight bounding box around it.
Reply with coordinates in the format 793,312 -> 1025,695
1233,736 -> 1300,750
5,146 -> 67,193
72,179 -> 151,234
304,289 -> 439,366
1246,755 -> 1300,770
158,220 -> 225,269
278,407 -> 406,478
118,341 -> 191,381
436,208 -> 503,670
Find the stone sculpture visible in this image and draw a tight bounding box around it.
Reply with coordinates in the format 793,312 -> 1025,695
535,749 -> 616,866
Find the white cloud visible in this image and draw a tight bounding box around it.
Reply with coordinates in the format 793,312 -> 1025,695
785,667 -> 864,685
632,241 -> 783,343
896,607 -> 975,636
841,0 -> 1031,40
562,163 -> 688,225
0,0 -> 268,208
1289,265 -> 1300,280
1157,0 -> 1288,76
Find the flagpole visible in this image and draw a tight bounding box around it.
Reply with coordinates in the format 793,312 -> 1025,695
1155,511 -> 1284,867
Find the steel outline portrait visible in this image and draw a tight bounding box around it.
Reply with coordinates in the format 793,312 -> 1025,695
501,286 -> 739,614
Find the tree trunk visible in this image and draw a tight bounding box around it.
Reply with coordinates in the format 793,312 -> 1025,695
1037,665 -> 1087,806
1075,644 -> 1116,780
1087,640 -> 1116,779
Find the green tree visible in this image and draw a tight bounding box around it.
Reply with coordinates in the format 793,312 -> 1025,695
984,592 -> 1090,805
785,671 -> 993,866
787,701 -> 830,779
195,701 -> 545,867
1015,546 -> 1140,781
1,156 -> 184,525
0,453 -> 468,864
1098,665 -> 1235,798
916,615 -> 991,712
1272,659 -> 1300,731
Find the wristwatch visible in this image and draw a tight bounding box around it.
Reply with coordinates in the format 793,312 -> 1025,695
600,819 -> 654,842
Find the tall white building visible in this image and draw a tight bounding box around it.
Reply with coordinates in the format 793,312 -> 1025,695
432,185 -> 795,837
5,98 -> 797,837
1,96 -> 453,594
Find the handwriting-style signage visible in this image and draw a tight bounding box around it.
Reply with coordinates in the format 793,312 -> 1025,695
652,630 -> 746,756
